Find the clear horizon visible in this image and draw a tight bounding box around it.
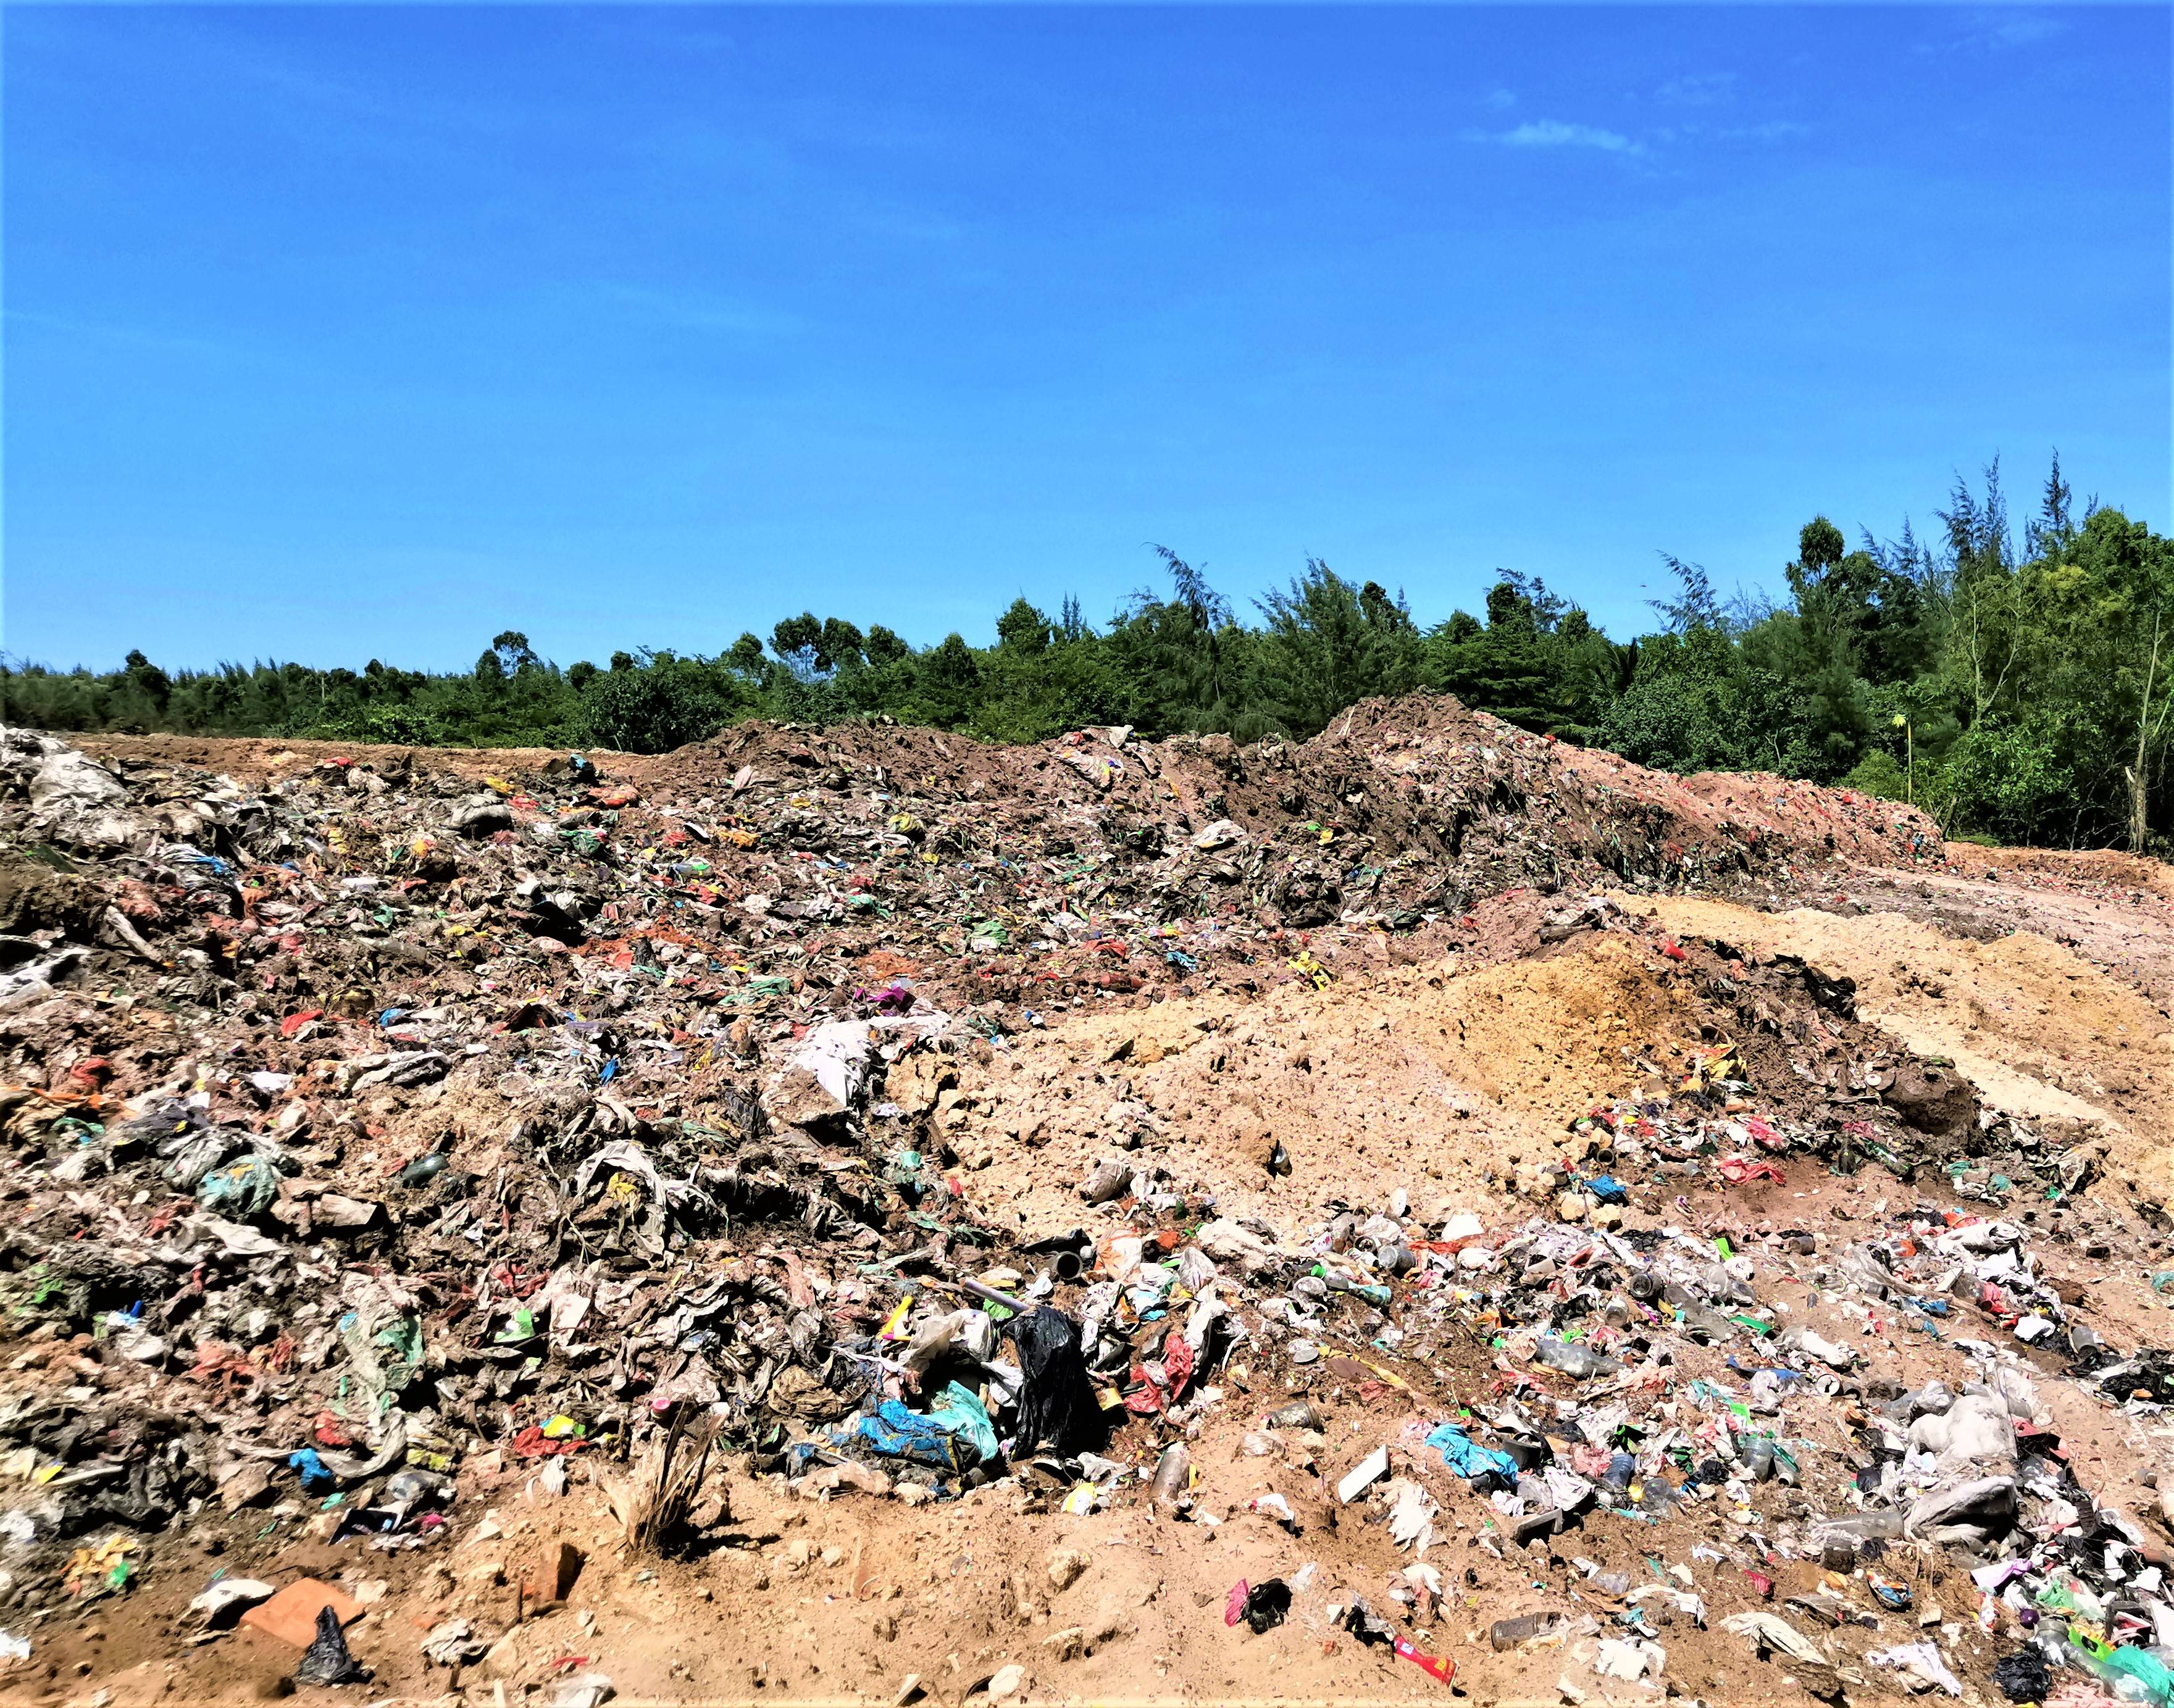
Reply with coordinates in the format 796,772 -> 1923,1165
6,4 -> 2168,673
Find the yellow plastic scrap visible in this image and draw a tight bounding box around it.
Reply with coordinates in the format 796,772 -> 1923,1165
876,1297 -> 913,1341
483,775 -> 514,796
63,1535 -> 133,1598
1679,1043 -> 1742,1093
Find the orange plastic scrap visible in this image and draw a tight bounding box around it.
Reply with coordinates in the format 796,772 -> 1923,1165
0,1082 -> 115,1116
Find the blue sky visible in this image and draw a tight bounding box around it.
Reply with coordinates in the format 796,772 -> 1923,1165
6,4 -> 2168,672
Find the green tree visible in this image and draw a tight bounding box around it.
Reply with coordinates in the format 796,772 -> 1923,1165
580,655 -> 729,754
1254,560 -> 1419,736
996,598 -> 1052,654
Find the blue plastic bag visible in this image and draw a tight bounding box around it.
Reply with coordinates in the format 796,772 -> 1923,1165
289,1448 -> 334,1491
1424,1422 -> 1518,1481
840,1400 -> 971,1472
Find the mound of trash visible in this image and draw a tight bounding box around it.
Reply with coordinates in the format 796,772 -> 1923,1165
1,716 -> 2170,1707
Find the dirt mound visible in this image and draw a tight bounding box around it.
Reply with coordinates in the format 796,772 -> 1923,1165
86,693 -> 1947,936
1941,841 -> 2174,899
0,854 -> 101,938
943,922 -> 1960,1233
1645,894 -> 2174,1195
680,693 -> 1946,908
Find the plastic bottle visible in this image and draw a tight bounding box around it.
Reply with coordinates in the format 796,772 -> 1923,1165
1532,1338 -> 1621,1378
1149,1444 -> 1190,1511
1321,1271 -> 1394,1307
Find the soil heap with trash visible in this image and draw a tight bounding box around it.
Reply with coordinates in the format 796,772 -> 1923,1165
2,699 -> 2174,1707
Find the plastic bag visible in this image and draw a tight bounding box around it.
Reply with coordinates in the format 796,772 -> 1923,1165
293,1604 -> 370,1686
197,1155 -> 282,1216
927,1382 -> 999,1465
1009,1307 -> 1100,1453
1423,1422 -> 1518,1482
842,1399 -> 971,1472
1224,1578 -> 1290,1634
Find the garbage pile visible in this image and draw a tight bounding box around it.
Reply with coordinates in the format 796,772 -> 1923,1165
996,1151 -> 2174,1704
0,714 -> 2155,1704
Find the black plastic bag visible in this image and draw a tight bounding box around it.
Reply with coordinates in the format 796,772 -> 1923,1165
1242,1579 -> 1292,1634
1342,1598 -> 1395,1646
294,1604 -> 371,1687
1992,1647 -> 2048,1704
1009,1307 -> 1101,1454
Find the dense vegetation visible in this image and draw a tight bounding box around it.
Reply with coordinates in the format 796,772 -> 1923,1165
9,456 -> 2171,850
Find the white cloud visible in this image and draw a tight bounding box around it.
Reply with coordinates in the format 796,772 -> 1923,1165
1495,119 -> 1644,155
1721,119 -> 1809,143
1923,12 -> 2070,52
1657,72 -> 1737,106
1486,87 -> 1518,110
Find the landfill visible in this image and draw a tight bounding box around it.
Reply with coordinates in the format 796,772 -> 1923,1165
4,696 -> 2174,1703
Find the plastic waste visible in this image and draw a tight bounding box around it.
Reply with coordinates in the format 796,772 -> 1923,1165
1008,1307 -> 1100,1453
840,1400 -> 977,1472
927,1382 -> 999,1465
2073,1635 -> 2174,1708
903,1308 -> 997,1375
1993,1646 -> 2051,1702
188,1578 -> 275,1629
1392,1636 -> 1455,1685
1224,1578 -> 1291,1634
293,1604 -> 370,1686
1148,1444 -> 1190,1510
1867,1643 -> 1962,1696
1423,1422 -> 1518,1481
198,1155 -> 283,1216
1337,1445 -> 1390,1502
1490,1612 -> 1560,1651
550,1673 -> 615,1708
1532,1338 -> 1620,1378
288,1448 -> 335,1492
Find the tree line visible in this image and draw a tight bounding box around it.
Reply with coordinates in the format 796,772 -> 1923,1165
7,454 -> 2170,851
